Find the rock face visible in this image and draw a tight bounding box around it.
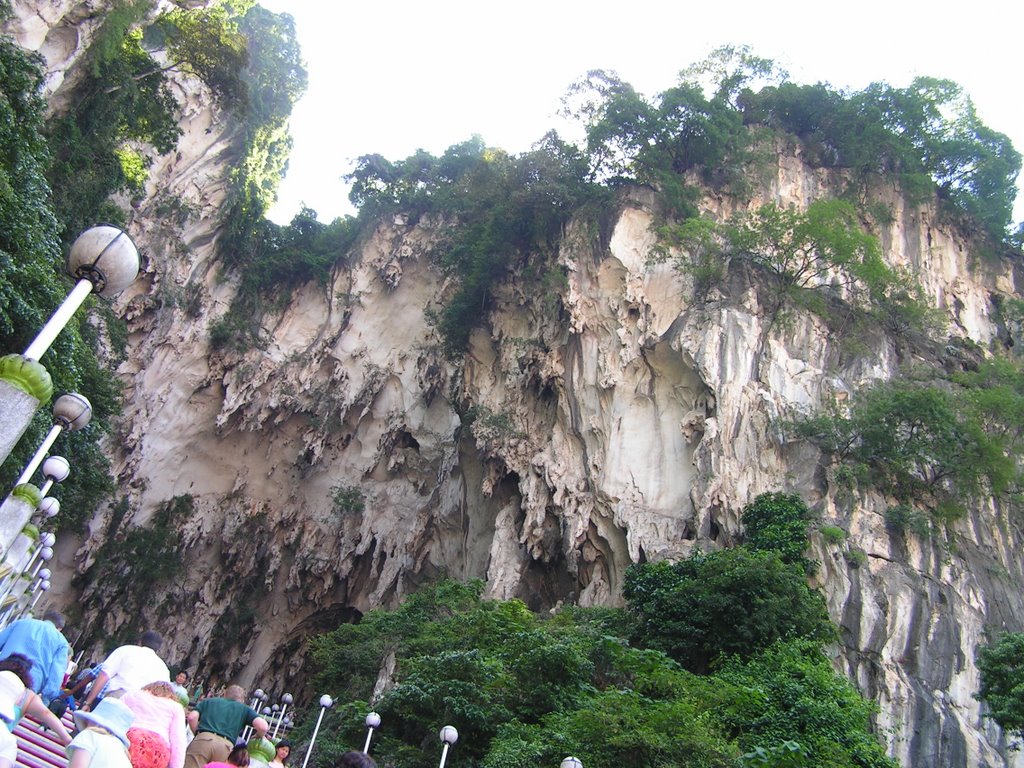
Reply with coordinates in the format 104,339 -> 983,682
8,7 -> 1024,768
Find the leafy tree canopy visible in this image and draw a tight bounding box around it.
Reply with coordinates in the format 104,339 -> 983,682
347,132 -> 608,355
726,198 -> 894,317
147,0 -> 251,109
301,578 -> 890,768
564,47 -> 1020,241
717,640 -> 897,768
741,76 -> 1020,241
792,360 -> 1024,521
623,551 -> 835,674
977,632 -> 1024,737
741,491 -> 816,570
0,1 -> 304,527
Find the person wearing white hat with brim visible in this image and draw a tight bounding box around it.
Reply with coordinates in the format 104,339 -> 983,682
68,696 -> 135,768
0,670 -> 26,768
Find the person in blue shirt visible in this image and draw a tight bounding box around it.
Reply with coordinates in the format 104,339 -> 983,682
0,610 -> 70,703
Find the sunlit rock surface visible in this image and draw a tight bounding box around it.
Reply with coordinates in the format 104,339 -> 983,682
8,8 -> 1024,768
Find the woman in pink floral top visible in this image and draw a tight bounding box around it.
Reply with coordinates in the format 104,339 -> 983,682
122,681 -> 188,768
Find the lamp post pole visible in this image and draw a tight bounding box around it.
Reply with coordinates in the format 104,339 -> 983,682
0,454 -> 69,558
241,689 -> 266,742
36,497 -> 60,523
271,693 -> 293,740
300,695 -> 333,768
25,227 -> 140,361
20,572 -> 50,619
36,455 -> 70,499
438,725 -> 458,768
14,393 -> 91,487
363,712 -> 381,754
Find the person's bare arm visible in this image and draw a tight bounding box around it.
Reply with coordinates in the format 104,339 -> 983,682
67,746 -> 91,768
25,692 -> 72,746
186,708 -> 199,733
66,671 -> 95,698
81,670 -> 109,711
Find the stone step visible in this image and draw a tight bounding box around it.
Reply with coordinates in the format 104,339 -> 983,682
13,711 -> 74,768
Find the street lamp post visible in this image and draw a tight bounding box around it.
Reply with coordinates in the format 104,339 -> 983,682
0,225 -> 139,470
438,725 -> 458,768
241,688 -> 265,741
36,497 -> 59,522
561,758 -> 583,768
14,393 -> 91,487
0,544 -> 51,626
363,711 -> 381,754
0,455 -> 69,557
36,455 -> 70,499
300,694 -> 333,768
22,573 -> 50,618
271,693 -> 293,740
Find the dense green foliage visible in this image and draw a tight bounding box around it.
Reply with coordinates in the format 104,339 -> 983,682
210,208 -> 355,350
623,551 -> 835,673
716,641 -> 896,768
726,200 -> 892,316
304,575 -> 892,768
977,632 -> 1024,736
210,45 -> 1019,356
218,128 -> 612,356
203,5 -> 324,351
47,24 -> 180,235
564,47 -> 780,216
148,1 -> 249,109
741,492 -> 815,569
792,359 -> 1024,523
742,77 -> 1021,241
564,47 -> 1019,243
347,133 -> 609,354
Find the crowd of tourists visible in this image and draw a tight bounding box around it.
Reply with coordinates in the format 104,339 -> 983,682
0,611 -> 375,768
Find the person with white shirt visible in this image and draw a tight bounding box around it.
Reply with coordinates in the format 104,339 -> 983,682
82,630 -> 170,710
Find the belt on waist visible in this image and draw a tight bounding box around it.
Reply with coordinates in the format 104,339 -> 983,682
197,731 -> 233,742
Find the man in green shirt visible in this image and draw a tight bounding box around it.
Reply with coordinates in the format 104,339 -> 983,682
184,684 -> 268,768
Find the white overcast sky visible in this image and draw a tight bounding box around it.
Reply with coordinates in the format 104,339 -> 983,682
257,0 -> 1024,226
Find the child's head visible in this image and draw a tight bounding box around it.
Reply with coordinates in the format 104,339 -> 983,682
227,745 -> 251,766
0,654 -> 34,689
336,752 -> 376,768
72,698 -> 135,748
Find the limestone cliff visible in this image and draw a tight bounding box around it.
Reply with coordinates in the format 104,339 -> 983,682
8,5 -> 1024,768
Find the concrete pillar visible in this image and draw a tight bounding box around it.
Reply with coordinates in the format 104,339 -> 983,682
0,355 -> 53,471
0,487 -> 39,558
